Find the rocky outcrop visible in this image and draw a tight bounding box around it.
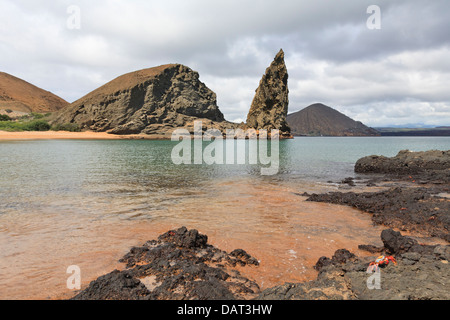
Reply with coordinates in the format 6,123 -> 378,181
0,71 -> 68,113
306,149 -> 450,242
306,187 -> 450,242
355,150 -> 450,175
287,103 -> 380,137
52,64 -> 237,137
71,227 -> 260,300
71,227 -> 450,300
246,49 -> 291,137
52,56 -> 297,138
258,230 -> 450,300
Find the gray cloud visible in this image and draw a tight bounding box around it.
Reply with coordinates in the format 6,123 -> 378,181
1,0 -> 449,126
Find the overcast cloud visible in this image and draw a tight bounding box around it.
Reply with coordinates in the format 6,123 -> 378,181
1,0 -> 449,126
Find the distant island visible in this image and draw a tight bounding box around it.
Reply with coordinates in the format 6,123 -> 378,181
375,127 -> 450,137
287,103 -> 450,137
287,103 -> 379,137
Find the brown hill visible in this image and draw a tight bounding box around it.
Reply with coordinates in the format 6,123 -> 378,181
0,72 -> 68,113
52,64 -> 234,136
287,103 -> 379,136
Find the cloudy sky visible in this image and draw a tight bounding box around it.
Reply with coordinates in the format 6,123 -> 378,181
1,0 -> 449,127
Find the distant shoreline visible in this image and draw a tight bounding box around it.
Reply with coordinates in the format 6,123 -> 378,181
0,131 -> 168,141
2,130 -> 449,141
0,130 -> 294,141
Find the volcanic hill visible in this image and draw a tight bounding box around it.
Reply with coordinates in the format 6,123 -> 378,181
0,72 -> 68,114
287,103 -> 379,136
52,64 -> 237,136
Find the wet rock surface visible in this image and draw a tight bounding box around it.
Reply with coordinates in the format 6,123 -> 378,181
71,227 -> 260,300
258,229 -> 450,300
307,187 -> 450,242
71,227 -> 449,300
262,149 -> 450,300
355,150 -> 450,175
306,150 -> 450,242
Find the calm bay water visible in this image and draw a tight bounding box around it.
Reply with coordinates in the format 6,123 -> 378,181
0,136 -> 449,299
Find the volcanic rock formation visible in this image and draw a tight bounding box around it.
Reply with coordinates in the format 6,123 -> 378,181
52,64 -> 236,136
71,227 -> 260,300
355,149 -> 450,175
246,49 -> 291,136
258,229 -> 450,300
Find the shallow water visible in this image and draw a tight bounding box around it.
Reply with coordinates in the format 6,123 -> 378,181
0,137 -> 449,299
0,176 -> 386,299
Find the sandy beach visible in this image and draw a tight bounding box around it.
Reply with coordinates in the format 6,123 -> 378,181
0,130 -> 167,141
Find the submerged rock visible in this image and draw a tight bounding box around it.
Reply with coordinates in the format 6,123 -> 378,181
71,227 -> 260,300
246,49 -> 291,137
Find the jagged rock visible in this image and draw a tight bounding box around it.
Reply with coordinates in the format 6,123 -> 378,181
314,249 -> 356,272
306,187 -> 450,242
381,229 -> 419,254
70,269 -> 151,300
52,64 -> 236,136
246,49 -> 291,136
71,227 -> 260,300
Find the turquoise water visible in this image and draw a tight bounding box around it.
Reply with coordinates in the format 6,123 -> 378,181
281,136 -> 450,180
1,137 -> 449,218
0,136 -> 449,299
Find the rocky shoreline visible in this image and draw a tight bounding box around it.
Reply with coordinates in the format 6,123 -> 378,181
307,150 -> 449,242
71,150 -> 449,300
258,229 -> 449,300
71,227 -> 449,300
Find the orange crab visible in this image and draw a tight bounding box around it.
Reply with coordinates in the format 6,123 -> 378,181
368,255 -> 397,272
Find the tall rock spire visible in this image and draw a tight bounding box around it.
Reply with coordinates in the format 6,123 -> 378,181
246,49 -> 291,135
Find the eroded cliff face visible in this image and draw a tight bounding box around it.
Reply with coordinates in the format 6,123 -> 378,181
52,64 -> 232,136
246,49 -> 291,136
53,56 -> 294,138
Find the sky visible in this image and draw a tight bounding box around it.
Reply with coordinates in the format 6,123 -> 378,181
1,0 -> 450,127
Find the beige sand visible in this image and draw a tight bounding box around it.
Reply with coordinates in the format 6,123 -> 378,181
0,130 -> 168,141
